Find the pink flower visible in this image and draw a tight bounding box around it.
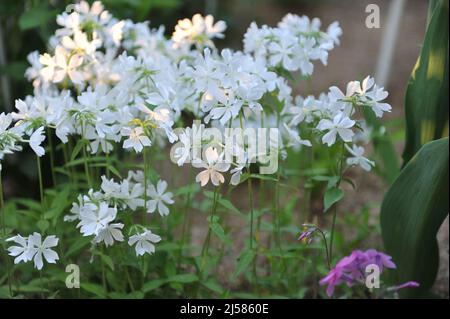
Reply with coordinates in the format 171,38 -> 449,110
319,249 -> 397,297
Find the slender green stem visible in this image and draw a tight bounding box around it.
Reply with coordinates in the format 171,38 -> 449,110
63,142 -> 76,189
329,211 -> 338,264
39,270 -> 45,299
105,151 -> 110,179
36,156 -> 45,207
143,147 -> 148,218
317,229 -> 331,270
248,175 -> 259,290
124,265 -> 135,292
0,173 -> 13,297
274,103 -> 287,274
248,176 -> 254,249
82,143 -> 92,189
328,143 -> 346,263
100,250 -> 107,294
178,167 -> 193,267
46,128 -> 57,186
62,144 -> 71,183
201,187 -> 219,268
274,107 -> 281,249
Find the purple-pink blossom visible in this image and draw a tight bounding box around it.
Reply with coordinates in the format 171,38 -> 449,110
319,249 -> 396,297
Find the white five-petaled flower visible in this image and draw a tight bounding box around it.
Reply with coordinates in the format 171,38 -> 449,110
77,202 -> 117,236
128,229 -> 161,256
146,179 -> 174,216
345,144 -> 375,171
40,46 -> 84,84
93,223 -> 124,247
29,126 -> 46,157
193,147 -> 230,187
9,233 -> 60,270
317,113 -> 355,146
366,85 -> 392,118
27,233 -> 59,270
121,127 -> 151,153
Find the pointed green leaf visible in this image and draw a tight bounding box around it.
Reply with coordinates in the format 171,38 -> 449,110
233,249 -> 255,279
381,138 -> 449,297
323,187 -> 344,212
402,0 -> 449,164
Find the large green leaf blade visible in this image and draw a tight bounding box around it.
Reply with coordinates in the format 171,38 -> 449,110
402,0 -> 449,164
381,138 -> 449,297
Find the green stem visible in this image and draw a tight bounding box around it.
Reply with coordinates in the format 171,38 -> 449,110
201,187 -> 219,269
317,229 -> 331,270
105,151 -> 110,179
143,147 -> 148,218
248,175 -> 259,290
36,156 -> 44,207
39,270 -> 45,299
274,104 -> 287,274
100,251 -> 107,294
178,167 -> 193,267
63,141 -> 76,190
82,146 -> 92,189
328,143 -> 346,263
0,172 -> 13,297
248,177 -> 254,249
329,209 -> 338,265
46,128 -> 57,186
124,265 -> 135,292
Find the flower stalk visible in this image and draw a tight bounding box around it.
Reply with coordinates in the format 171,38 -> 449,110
0,172 -> 13,297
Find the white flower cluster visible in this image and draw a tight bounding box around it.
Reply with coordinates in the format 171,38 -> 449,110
0,112 -> 47,170
10,1 -> 184,161
0,113 -> 23,169
243,14 -> 342,75
65,171 -> 172,255
288,76 -> 391,171
2,1 -> 393,267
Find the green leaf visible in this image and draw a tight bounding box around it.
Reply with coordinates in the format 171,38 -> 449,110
166,274 -> 199,284
175,183 -> 200,196
19,6 -> 56,30
141,279 -> 166,293
70,139 -> 88,161
250,174 -> 278,182
95,252 -> 115,271
81,283 -> 107,298
36,220 -> 50,233
14,198 -> 42,212
402,0 -> 449,164
233,249 -> 255,279
208,217 -> 231,246
107,165 -> 122,179
44,188 -> 69,220
381,138 -> 449,297
202,279 -> 224,294
323,187 -> 344,212
65,237 -> 91,258
0,62 -> 28,80
218,198 -> 242,215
